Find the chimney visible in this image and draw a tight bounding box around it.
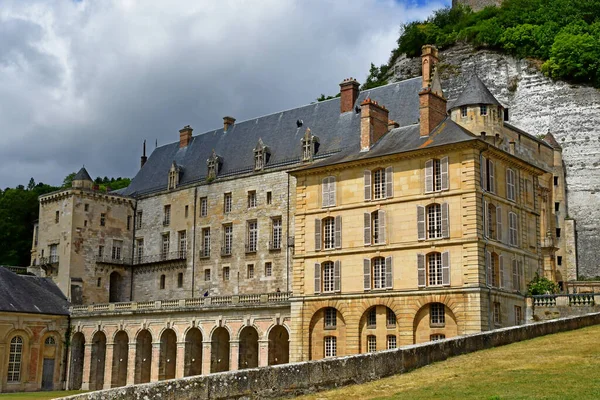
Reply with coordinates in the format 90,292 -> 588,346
419,45 -> 447,137
388,119 -> 400,130
140,140 -> 148,169
179,125 -> 193,148
223,116 -> 236,132
340,78 -> 360,113
360,98 -> 389,151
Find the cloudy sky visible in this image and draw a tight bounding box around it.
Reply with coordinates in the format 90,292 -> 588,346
0,0 -> 448,188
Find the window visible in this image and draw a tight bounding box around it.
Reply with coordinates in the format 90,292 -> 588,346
160,275 -> 166,289
481,157 -> 495,193
322,261 -> 335,293
111,240 -> 122,260
7,336 -> 23,382
98,245 -> 104,258
430,334 -> 446,341
161,233 -> 170,260
425,158 -> 449,193
265,262 -> 272,277
84,220 -> 88,227
322,176 -> 337,207
373,169 -> 385,199
323,217 -> 335,250
204,269 -> 211,282
271,218 -> 282,250
136,239 -> 144,263
267,191 -> 272,205
557,256 -> 563,266
84,204 -> 89,212
200,197 -> 207,217
418,252 -> 450,287
34,226 -> 38,246
178,231 -> 187,258
387,308 -> 397,327
324,336 -> 337,358
364,167 -> 393,200
302,129 -> 318,161
168,162 -> 180,190
55,210 -> 59,223
363,257 -> 392,291
512,259 -> 523,292
418,203 -> 449,241
430,303 -> 445,326
493,302 -> 501,325
373,257 -> 385,289
556,228 -> 561,238
315,215 -> 342,251
509,212 -> 518,246
247,221 -> 258,253
367,335 -> 377,353
127,215 -> 132,230
184,205 -> 189,218
387,335 -> 397,350
480,105 -> 488,116
223,224 -> 233,256
49,244 -> 58,264
367,308 -> 377,328
324,308 -> 337,328
485,202 -> 500,241
100,213 -> 106,226
97,277 -> 101,287
486,252 -> 503,288
246,264 -> 255,279
177,272 -> 183,288
461,106 -> 468,117
315,261 -> 341,294
224,193 -> 232,214
554,176 -> 559,186
202,228 -> 210,258
428,253 -> 442,286
514,305 -> 522,325
247,191 -> 257,208
506,169 -> 516,201
555,202 -> 560,212
136,211 -> 143,229
363,210 -> 385,245
223,266 -> 230,281
163,205 -> 171,226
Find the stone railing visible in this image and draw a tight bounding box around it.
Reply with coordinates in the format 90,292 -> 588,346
532,294 -> 596,307
529,294 -> 600,321
70,292 -> 291,315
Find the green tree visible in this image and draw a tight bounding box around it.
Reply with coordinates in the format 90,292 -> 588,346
63,172 -> 76,188
527,273 -> 559,295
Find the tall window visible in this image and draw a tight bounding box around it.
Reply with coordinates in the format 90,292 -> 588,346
55,210 -> 59,223
363,257 -> 392,290
324,336 -> 336,358
512,259 -> 523,292
7,336 -> 23,382
112,240 -> 122,261
184,205 -> 189,218
136,239 -> 144,263
178,231 -> 187,258
323,217 -> 335,250
372,257 -> 386,289
461,106 -> 467,117
487,202 -> 497,240
161,234 -> 170,260
427,204 -> 442,239
264,262 -> 272,277
49,244 -> 58,263
367,335 -> 377,353
509,212 -> 518,246
168,162 -> 179,190
200,197 -> 208,217
136,211 -> 143,229
428,252 -> 442,286
481,157 -> 495,193
364,167 -> 393,200
202,228 -> 210,257
100,213 -> 106,226
224,193 -> 232,214
367,308 -> 377,327
373,169 -> 386,200
163,205 -> 171,226
159,274 -> 166,289
387,308 -> 397,327
387,335 -> 397,350
430,303 -> 445,326
247,264 -> 255,279
127,215 -> 131,230
271,217 -> 282,250
223,266 -> 230,281
506,169 -> 516,201
486,252 -> 502,287
177,273 -> 183,288
204,269 -> 211,281
254,148 -> 264,170
248,191 -> 257,208
315,216 -> 341,251
364,210 -> 385,245
315,261 -> 341,294
247,221 -> 257,253
98,245 -> 104,258
425,157 -> 449,193
324,308 -> 337,328
322,261 -> 335,293
493,302 -> 501,324
514,305 -> 522,325
301,128 -> 318,161
223,224 -> 233,255
322,176 -> 336,207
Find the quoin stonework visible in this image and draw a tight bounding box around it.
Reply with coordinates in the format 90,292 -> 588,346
0,44 -> 575,394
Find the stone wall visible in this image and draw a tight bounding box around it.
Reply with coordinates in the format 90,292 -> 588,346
60,312 -> 600,400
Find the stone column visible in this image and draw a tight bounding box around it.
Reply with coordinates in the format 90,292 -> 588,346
229,340 -> 239,371
81,343 -> 93,390
175,342 -> 186,379
126,341 -> 137,386
103,343 -> 114,390
150,343 -> 161,382
201,340 -> 212,375
258,339 -> 269,367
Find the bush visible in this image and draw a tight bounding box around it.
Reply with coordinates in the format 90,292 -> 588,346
527,273 -> 559,295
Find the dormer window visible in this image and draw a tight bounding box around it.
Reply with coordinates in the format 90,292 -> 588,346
206,150 -> 222,180
253,138 -> 270,171
168,161 -> 181,190
301,128 -> 319,162
480,105 -> 488,116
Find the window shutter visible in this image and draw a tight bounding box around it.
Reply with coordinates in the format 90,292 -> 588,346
334,260 -> 341,292
484,201 -> 489,238
481,156 -> 488,191
385,167 -> 393,198
486,251 -> 492,286
442,251 -> 450,286
518,261 -> 524,292
385,256 -> 393,289
329,177 -> 336,207
378,210 -> 386,244
314,219 -> 321,251
425,160 -> 434,193
489,160 -> 495,193
322,178 -> 329,208
499,255 -> 505,289
440,157 -> 449,190
334,215 -> 342,249
364,213 -> 371,245
441,203 -> 449,239
314,263 -> 321,294
496,206 -> 503,243
417,254 -> 426,287
506,170 -> 512,201
417,205 -> 426,240
364,170 -> 372,201
512,260 -> 518,291
363,259 -> 371,290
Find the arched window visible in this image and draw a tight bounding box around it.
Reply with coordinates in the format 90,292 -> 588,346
45,336 -> 56,345
7,336 -> 23,382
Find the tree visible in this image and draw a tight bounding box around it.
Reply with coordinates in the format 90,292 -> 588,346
63,172 -> 76,188
527,273 -> 559,295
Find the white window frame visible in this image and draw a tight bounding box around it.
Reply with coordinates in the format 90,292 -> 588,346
430,303 -> 445,326
324,308 -> 337,328
247,221 -> 258,252
224,193 -> 232,213
322,261 -> 335,293
200,197 -> 208,217
509,212 -> 518,246
202,228 -> 210,257
324,336 -> 337,358
322,176 -> 337,208
223,224 -> 233,255
323,217 -> 335,250
387,335 -> 397,350
7,336 -> 23,382
367,335 -> 377,353
272,218 -> 282,249
161,233 -> 170,260
372,257 -> 386,289
428,253 -> 443,286
506,169 -> 516,201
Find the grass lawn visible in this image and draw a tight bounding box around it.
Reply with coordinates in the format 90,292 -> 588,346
298,325 -> 600,400
0,391 -> 85,399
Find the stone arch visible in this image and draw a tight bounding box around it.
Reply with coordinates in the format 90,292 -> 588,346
358,305 -> 399,353
267,325 -> 289,366
89,330 -> 107,391
413,302 -> 458,344
134,329 -> 152,384
184,328 -> 203,377
158,329 -> 177,380
69,332 -> 85,390
305,299 -> 351,322
410,294 -> 461,317
109,271 -> 122,303
238,326 -> 259,370
210,327 -> 230,373
308,306 -> 346,361
234,322 -> 263,341
157,325 -> 182,343
207,323 -> 233,341
111,330 -> 129,388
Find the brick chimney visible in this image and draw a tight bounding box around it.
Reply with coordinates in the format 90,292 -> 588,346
140,140 -> 148,169
419,45 -> 447,137
340,78 -> 360,113
223,116 -> 236,132
179,125 -> 193,148
360,98 -> 389,151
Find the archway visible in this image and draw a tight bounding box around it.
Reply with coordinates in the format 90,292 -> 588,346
42,335 -> 58,390
89,331 -> 106,390
184,328 -> 203,377
135,330 -> 152,384
358,306 -> 398,353
210,327 -> 230,373
111,331 -> 128,387
159,329 -> 177,380
413,302 -> 458,344
69,332 -> 85,390
268,325 -> 289,365
238,326 -> 258,370
308,307 -> 346,360
109,272 -> 122,303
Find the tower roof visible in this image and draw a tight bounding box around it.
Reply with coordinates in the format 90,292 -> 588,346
543,131 -> 562,150
452,75 -> 502,109
73,167 -> 92,182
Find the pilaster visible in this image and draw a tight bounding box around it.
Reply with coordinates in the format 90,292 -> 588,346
102,343 -> 114,390
80,343 -> 92,390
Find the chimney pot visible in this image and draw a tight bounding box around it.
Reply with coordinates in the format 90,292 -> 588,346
339,78 -> 360,113
223,116 -> 236,132
179,125 -> 193,148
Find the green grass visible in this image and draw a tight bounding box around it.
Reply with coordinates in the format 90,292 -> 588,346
0,391 -> 85,399
299,325 -> 600,400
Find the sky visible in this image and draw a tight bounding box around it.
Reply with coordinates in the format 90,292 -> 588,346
0,0 -> 449,188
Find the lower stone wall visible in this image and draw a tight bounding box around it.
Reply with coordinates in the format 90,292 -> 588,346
60,312 -> 600,400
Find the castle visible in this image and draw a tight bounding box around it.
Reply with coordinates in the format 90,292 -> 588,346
0,45 -> 574,393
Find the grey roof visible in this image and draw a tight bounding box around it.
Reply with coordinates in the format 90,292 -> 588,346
543,131 -> 562,150
0,268 -> 70,315
122,78 -> 423,196
294,117 -> 477,171
73,167 -> 93,182
451,75 -> 502,110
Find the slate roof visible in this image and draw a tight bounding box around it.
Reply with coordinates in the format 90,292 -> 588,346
543,131 -> 562,150
451,74 -> 503,109
122,78 -> 423,196
73,167 -> 92,182
0,268 -> 70,315
293,118 -> 478,171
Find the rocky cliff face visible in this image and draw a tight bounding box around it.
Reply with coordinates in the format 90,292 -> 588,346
389,44 -> 600,278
